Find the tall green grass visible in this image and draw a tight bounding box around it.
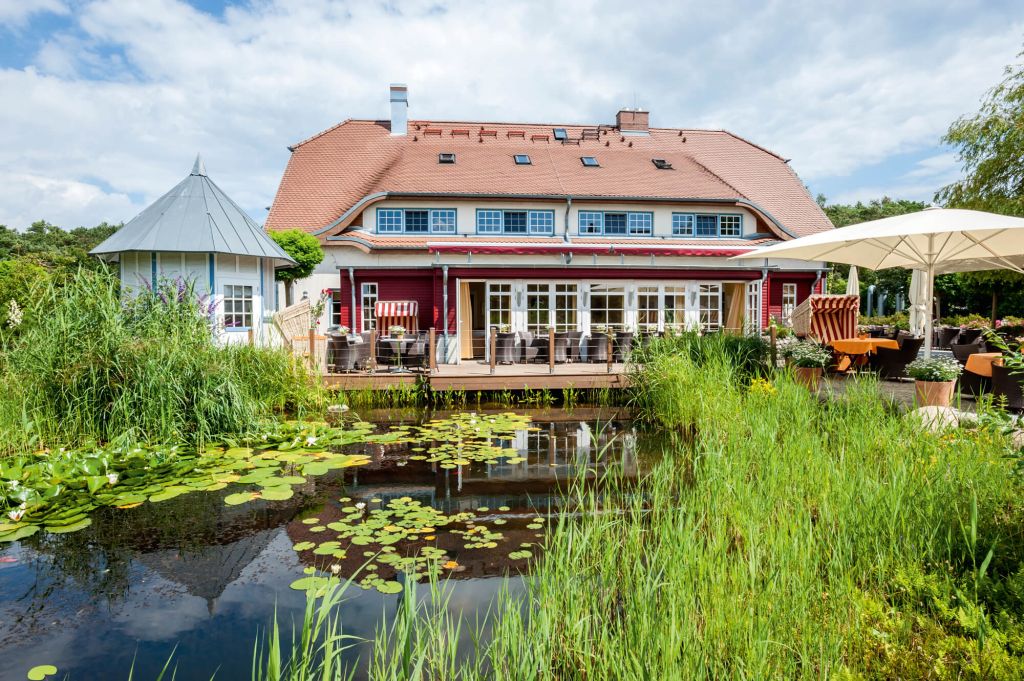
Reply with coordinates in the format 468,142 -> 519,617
357,337 -> 1024,678
0,271 -> 324,454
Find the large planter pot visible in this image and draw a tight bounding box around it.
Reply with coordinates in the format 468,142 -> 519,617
793,366 -> 823,390
915,379 -> 956,407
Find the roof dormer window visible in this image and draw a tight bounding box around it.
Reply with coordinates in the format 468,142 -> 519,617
580,156 -> 600,167
652,158 -> 673,169
514,154 -> 532,165
438,153 -> 456,164
553,128 -> 568,141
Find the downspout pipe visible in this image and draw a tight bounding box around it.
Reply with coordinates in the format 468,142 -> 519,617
812,269 -> 824,295
563,196 -> 573,243
348,267 -> 356,330
442,265 -> 449,364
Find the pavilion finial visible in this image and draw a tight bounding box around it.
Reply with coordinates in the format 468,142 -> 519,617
191,154 -> 207,176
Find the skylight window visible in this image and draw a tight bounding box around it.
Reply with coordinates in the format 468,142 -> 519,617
581,156 -> 600,167
652,158 -> 673,169
514,154 -> 532,165
553,128 -> 568,141
438,153 -> 456,164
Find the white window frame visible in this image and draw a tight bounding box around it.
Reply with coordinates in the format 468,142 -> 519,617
360,283 -> 378,332
223,283 -> 254,330
781,283 -> 798,322
698,283 -> 722,331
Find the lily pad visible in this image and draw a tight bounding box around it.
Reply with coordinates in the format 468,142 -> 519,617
376,581 -> 403,594
27,665 -> 58,680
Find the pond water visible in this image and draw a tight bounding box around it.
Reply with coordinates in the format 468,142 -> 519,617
0,407 -> 658,680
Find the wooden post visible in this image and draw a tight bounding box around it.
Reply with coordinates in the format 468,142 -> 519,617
429,327 -> 437,373
247,328 -> 254,346
369,330 -> 378,373
308,328 -> 316,371
548,328 -> 555,374
607,333 -> 613,374
770,325 -> 778,368
489,328 -> 497,375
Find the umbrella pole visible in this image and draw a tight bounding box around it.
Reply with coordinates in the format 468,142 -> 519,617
924,262 -> 935,358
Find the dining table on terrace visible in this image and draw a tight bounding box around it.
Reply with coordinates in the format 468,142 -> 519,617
828,336 -> 901,372
964,352 -> 1003,377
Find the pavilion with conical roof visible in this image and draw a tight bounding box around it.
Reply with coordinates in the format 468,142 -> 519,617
92,156 -> 295,342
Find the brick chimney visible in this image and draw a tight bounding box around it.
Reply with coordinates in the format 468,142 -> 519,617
616,108 -> 649,135
389,83 -> 408,136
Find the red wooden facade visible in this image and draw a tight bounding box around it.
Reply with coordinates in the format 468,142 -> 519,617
333,266 -> 823,334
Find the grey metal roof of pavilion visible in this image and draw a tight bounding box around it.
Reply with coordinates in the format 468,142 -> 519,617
91,155 -> 296,268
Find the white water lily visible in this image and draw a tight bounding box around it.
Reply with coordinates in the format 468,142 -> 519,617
306,436 -> 318,446
330,564 -> 342,575
7,509 -> 24,522
355,502 -> 366,510
106,473 -> 118,485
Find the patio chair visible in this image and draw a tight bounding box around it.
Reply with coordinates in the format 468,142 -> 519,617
868,336 -> 924,380
957,328 -> 984,344
375,338 -> 394,369
566,331 -> 583,363
868,326 -> 886,338
326,333 -> 365,373
552,332 -> 570,363
496,332 -> 518,364
937,327 -> 960,349
403,335 -> 427,369
992,363 -> 1024,411
896,331 -> 918,347
614,331 -> 634,362
587,333 -> 609,363
951,341 -> 983,366
519,331 -> 543,363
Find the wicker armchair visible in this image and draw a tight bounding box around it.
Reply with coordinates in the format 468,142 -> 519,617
587,333 -> 609,362
566,331 -> 583,363
959,370 -> 990,399
951,341 -> 983,366
552,332 -> 570,363
957,328 -> 984,344
868,336 -> 924,379
614,332 -> 634,362
992,364 -> 1024,411
936,327 -> 960,349
519,331 -> 543,363
495,332 -> 518,364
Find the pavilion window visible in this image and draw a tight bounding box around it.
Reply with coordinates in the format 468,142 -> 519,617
554,284 -> 578,332
223,284 -> 253,329
695,215 -> 718,238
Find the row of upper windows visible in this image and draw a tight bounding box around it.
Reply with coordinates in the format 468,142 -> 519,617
374,208 -> 744,237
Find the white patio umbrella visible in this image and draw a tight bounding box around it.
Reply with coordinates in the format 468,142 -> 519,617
908,269 -> 928,336
731,207 -> 1024,357
846,266 -> 860,296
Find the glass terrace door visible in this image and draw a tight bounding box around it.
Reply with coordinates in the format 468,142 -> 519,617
589,285 -> 625,330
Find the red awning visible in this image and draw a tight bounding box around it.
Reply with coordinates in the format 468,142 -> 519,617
375,300 -> 419,317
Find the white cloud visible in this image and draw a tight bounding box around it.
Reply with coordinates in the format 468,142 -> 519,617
830,153 -> 964,205
0,0 -> 66,27
0,0 -> 1021,229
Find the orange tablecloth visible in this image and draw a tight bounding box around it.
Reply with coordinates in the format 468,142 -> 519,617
965,352 -> 1003,378
829,338 -> 900,355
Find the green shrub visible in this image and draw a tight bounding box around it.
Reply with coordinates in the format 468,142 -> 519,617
0,271 -> 324,455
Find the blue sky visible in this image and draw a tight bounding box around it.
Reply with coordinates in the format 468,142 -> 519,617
0,0 -> 1021,229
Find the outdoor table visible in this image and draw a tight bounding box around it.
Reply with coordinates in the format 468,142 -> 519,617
380,336 -> 416,372
829,337 -> 900,372
965,352 -> 1003,378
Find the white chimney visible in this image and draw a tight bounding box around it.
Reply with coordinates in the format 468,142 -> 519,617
389,83 -> 408,136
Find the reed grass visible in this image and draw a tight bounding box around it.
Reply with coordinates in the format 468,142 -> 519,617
0,271 -> 324,455
358,337 -> 1024,678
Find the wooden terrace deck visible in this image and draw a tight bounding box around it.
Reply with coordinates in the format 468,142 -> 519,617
323,361 -> 630,391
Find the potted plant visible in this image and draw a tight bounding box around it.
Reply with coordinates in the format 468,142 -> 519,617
337,325 -> 350,336
906,357 -> 962,407
783,342 -> 833,390
388,324 -> 406,339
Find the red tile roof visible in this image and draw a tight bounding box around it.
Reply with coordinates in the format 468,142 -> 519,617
265,119 -> 833,240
